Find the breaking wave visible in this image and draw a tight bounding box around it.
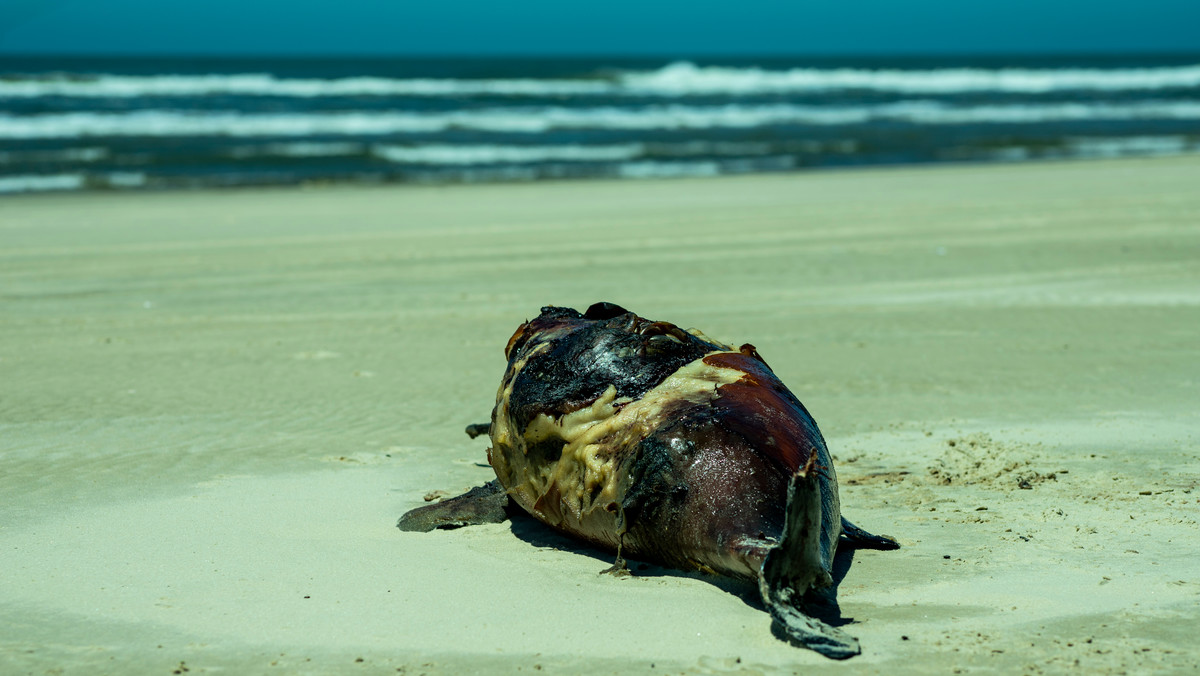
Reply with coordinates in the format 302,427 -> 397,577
4,101 -> 1199,139
370,143 -> 645,164
619,61 -> 1200,95
3,61 -> 1200,99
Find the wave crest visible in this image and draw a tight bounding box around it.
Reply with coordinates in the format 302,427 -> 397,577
3,101 -> 1199,139
619,61 -> 1200,95
4,61 -> 1200,99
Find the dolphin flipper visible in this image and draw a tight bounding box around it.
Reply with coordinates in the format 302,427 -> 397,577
840,518 -> 900,550
398,479 -> 510,532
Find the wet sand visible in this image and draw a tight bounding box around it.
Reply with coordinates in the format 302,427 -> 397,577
2,156 -> 1199,674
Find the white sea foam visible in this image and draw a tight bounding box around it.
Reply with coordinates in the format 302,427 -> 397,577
618,61 -> 1200,95
615,160 -> 722,179
219,139 -> 826,163
226,142 -> 366,158
0,171 -> 152,193
0,147 -> 109,164
3,62 -> 1200,99
0,73 -> 611,98
1063,135 -> 1198,158
104,172 -> 147,188
3,101 -> 1199,139
371,143 -> 645,164
0,173 -> 86,193
868,100 -> 1200,124
969,135 -> 1200,163
613,156 -> 796,179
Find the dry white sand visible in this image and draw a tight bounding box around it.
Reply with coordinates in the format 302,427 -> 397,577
2,156 -> 1199,674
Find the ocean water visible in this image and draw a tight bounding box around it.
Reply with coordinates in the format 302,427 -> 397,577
2,54 -> 1200,193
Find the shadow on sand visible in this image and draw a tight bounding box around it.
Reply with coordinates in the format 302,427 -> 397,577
505,508 -> 860,630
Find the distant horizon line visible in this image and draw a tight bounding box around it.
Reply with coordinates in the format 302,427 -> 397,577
3,49 -> 1200,61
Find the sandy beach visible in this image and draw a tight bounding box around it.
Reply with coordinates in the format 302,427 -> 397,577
2,156 -> 1198,674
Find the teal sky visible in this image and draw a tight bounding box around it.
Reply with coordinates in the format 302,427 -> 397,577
2,0 -> 1199,55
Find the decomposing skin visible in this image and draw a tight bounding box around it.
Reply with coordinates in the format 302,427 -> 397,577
399,302 -> 898,659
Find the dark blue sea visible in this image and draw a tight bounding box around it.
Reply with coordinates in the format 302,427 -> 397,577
2,54 -> 1200,193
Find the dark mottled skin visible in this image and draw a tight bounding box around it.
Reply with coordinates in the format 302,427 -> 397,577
503,304 -> 725,425
593,349 -> 839,581
497,305 -> 838,579
399,303 -> 898,659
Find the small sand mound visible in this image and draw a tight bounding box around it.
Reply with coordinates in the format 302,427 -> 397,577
843,471 -> 912,486
927,433 -> 1057,490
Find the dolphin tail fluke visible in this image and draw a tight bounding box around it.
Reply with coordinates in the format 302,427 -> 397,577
758,457 -> 860,660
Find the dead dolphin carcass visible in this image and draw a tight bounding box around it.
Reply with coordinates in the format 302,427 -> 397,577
400,302 -> 898,659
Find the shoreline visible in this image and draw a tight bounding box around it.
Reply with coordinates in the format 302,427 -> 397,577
3,155 -> 1198,673
4,152 -> 1200,201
